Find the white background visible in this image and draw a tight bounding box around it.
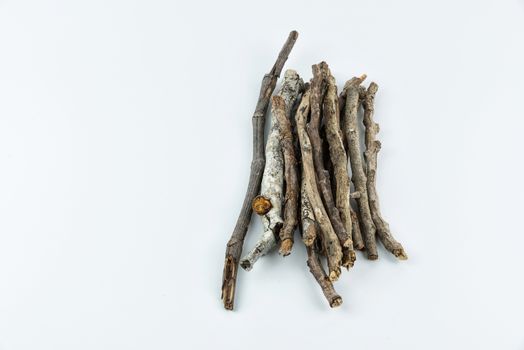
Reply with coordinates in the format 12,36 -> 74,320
1,0 -> 524,349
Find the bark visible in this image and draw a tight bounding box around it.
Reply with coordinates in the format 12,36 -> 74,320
342,75 -> 379,260
221,31 -> 298,310
296,87 -> 342,281
338,88 -> 348,151
300,177 -> 317,246
350,205 -> 365,250
272,95 -> 300,256
323,73 -> 355,267
362,82 -> 407,260
240,70 -> 303,270
306,245 -> 343,308
307,62 -> 352,249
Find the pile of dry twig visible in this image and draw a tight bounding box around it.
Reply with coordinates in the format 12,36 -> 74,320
221,31 -> 407,310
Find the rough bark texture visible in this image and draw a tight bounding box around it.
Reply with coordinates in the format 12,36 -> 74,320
350,205 -> 365,250
240,70 -> 303,270
296,87 -> 342,281
342,75 -> 379,260
362,82 -> 407,260
338,88 -> 348,151
221,31 -> 298,310
323,73 -> 355,267
300,177 -> 317,246
307,62 -> 352,249
306,245 -> 343,308
273,95 -> 300,256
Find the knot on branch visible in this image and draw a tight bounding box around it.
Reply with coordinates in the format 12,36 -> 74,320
252,195 -> 272,215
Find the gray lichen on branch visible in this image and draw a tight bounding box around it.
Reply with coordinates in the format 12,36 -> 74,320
240,70 -> 303,270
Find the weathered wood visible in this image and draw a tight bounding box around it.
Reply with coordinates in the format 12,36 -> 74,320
221,31 -> 298,310
301,177 -> 317,246
296,87 -> 342,281
362,82 -> 407,260
306,245 -> 343,308
341,75 -> 379,260
350,204 -> 365,250
273,95 -> 300,256
323,73 -> 355,267
307,62 -> 352,249
240,70 -> 303,270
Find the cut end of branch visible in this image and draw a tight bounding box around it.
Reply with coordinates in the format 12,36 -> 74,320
330,296 -> 343,308
367,253 -> 378,260
239,258 -> 253,271
221,256 -> 237,310
279,239 -> 294,256
329,268 -> 341,282
252,195 -> 272,215
342,238 -> 353,248
342,248 -> 356,269
394,248 -> 408,260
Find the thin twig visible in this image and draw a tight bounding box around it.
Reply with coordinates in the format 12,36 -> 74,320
296,87 -> 342,281
342,75 -> 379,259
221,31 -> 298,310
362,82 -> 407,260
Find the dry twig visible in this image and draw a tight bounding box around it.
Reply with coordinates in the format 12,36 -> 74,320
273,95 -> 300,256
307,62 -> 352,249
296,87 -> 342,281
221,31 -> 298,310
240,70 -> 303,270
323,73 -> 355,267
362,83 -> 407,260
342,75 -> 379,259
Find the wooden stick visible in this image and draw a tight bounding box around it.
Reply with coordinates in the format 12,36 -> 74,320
307,62 -> 352,249
273,95 -> 300,256
301,176 -> 318,246
306,245 -> 343,308
221,31 -> 298,310
296,87 -> 342,281
362,82 -> 407,260
342,75 -> 379,260
323,73 -> 355,267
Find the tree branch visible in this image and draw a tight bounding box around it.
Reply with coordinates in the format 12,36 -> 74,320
221,31 -> 298,310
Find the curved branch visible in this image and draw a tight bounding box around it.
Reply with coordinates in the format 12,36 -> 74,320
362,82 -> 407,260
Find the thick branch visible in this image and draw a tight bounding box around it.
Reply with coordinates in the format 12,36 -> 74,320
307,62 -> 352,249
296,87 -> 342,280
362,82 -> 407,260
342,75 -> 378,260
221,31 -> 298,310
